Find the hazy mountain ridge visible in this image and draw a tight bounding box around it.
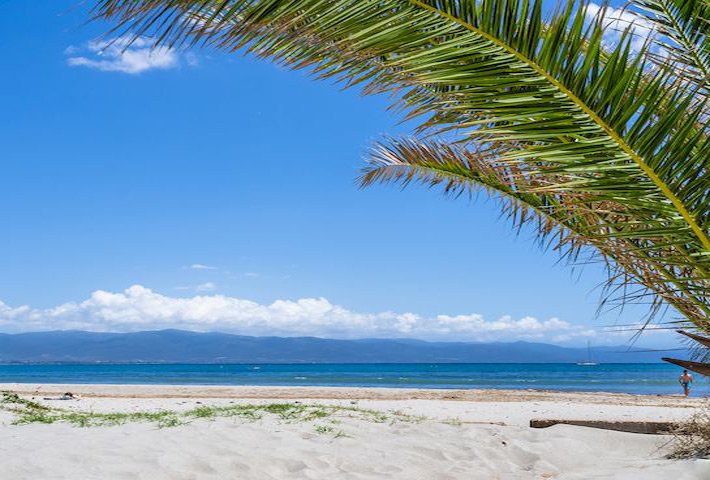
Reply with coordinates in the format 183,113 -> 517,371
0,330 -> 669,363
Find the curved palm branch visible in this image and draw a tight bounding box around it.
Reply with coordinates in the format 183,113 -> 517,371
90,1 -> 710,335
633,0 -> 709,94
361,137 -> 709,336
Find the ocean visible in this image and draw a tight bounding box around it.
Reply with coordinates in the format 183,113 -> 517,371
0,363 -> 706,396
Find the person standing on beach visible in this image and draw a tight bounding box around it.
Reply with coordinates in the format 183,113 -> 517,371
678,370 -> 693,397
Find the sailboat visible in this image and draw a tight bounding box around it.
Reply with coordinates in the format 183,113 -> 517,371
576,340 -> 599,366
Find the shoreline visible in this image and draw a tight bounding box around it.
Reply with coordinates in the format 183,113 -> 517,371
1,363 -> 695,398
0,361 -> 673,364
0,382 -> 702,405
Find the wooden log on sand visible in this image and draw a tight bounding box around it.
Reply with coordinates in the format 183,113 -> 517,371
530,419 -> 677,435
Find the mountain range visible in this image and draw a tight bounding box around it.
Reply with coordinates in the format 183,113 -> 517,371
0,330 -> 672,363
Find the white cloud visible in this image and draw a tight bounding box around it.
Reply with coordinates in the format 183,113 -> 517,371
65,36 -> 189,74
175,282 -> 217,292
0,285 -> 613,343
585,3 -> 654,52
183,264 -> 217,271
195,282 -> 217,292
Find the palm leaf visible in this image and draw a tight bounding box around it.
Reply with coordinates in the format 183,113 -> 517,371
361,137 -> 709,333
632,0 -> 710,94
89,0 -> 710,335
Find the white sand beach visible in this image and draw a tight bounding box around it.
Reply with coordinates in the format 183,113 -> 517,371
1,384 -> 708,479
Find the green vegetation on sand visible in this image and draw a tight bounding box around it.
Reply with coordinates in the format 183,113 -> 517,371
0,391 -> 424,433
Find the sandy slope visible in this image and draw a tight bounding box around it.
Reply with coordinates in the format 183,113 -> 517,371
0,384 -> 708,479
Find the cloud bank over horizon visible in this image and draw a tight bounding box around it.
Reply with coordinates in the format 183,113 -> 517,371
0,285 -> 651,345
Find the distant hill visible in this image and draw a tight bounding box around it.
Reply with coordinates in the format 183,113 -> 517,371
0,330 -> 672,363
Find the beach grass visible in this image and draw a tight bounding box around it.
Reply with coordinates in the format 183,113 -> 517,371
669,401 -> 710,459
0,391 -> 423,432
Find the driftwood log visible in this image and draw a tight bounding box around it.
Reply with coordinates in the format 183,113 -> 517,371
529,419 -> 677,435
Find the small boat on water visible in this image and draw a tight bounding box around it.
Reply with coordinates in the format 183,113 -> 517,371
576,341 -> 599,366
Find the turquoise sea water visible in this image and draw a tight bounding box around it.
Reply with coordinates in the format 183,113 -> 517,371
0,363 -> 707,396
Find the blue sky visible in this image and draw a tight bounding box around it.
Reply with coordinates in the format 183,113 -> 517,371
0,1 -> 678,348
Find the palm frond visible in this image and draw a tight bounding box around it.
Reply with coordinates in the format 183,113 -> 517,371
632,0 -> 710,93
361,136 -> 710,333
89,0 -> 710,334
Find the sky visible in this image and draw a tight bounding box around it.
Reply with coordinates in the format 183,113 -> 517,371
0,1 -> 680,349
